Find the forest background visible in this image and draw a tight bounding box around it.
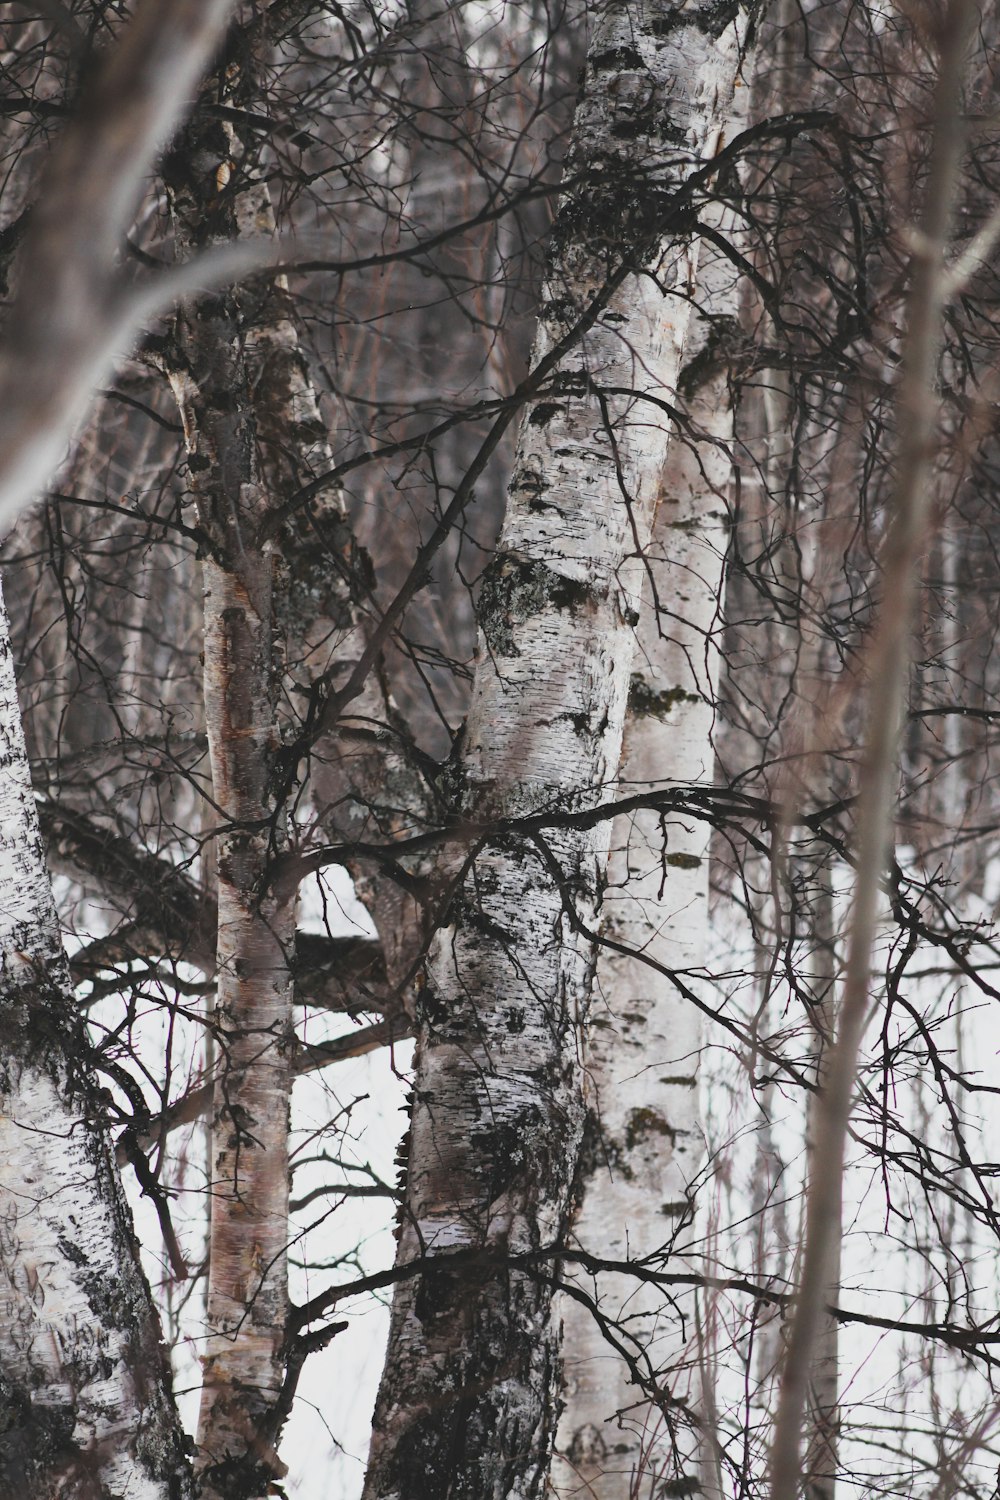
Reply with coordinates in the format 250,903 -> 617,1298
2,1 -> 1000,1498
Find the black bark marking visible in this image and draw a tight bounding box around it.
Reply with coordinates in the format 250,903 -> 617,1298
628,675 -> 701,717
478,556 -> 598,659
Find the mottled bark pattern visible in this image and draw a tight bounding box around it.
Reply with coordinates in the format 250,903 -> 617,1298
0,581 -> 191,1500
172,71 -> 432,1001
242,212 -> 433,997
164,99 -> 295,1500
553,365 -> 728,1500
195,548 -> 294,1497
552,177 -> 743,1499
363,1 -> 751,1496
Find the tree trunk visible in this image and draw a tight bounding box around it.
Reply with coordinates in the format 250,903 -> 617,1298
802,856 -> 839,1500
360,2 -> 754,1494
194,524 -> 295,1500
161,17 -> 438,1479
0,576 -> 192,1500
0,8 -> 245,1495
769,3 -> 976,1494
163,95 -> 297,1500
552,226 -> 734,1499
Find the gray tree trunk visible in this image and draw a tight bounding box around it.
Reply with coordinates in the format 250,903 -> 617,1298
0,0 -> 237,534
163,86 -> 298,1500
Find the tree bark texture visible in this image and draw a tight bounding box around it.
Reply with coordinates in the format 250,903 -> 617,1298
552,248 -> 733,1499
162,18 -> 435,1476
361,3 -> 753,1495
0,577 -> 191,1500
163,96 -> 297,1500
252,247 -> 434,997
168,13 -> 436,1004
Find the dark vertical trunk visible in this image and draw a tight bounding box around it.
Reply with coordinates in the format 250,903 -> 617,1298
163,85 -> 296,1500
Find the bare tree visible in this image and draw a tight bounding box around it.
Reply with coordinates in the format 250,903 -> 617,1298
358,1 -> 754,1493
6,4 -> 1000,1500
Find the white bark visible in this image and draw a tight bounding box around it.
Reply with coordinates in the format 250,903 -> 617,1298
162,43 -> 427,1484
361,4 -> 753,1495
552,239 -> 734,1498
194,534 -> 295,1500
248,241 -> 432,995
0,578 -> 191,1499
552,405 -> 727,1499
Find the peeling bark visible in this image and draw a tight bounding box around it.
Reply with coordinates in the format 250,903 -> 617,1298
0,580 -> 192,1500
196,533 -> 294,1500
361,2 -> 753,1494
245,232 -> 434,998
160,15 -> 434,1481
163,84 -> 296,1500
173,13 -> 437,1003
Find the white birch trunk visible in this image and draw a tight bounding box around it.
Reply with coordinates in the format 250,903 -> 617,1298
247,241 -> 432,996
193,543 -> 295,1500
0,13 -> 248,1491
162,40 -> 429,1481
166,51 -> 434,997
552,250 -> 733,1500
361,4 -> 753,1494
0,578 -> 192,1499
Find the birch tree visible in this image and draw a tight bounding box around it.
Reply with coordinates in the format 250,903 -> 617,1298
552,218 -> 738,1500
160,94 -> 299,1500
0,4 -> 234,1494
0,577 -> 192,1499
6,3 -> 1000,1498
358,3 -> 755,1494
